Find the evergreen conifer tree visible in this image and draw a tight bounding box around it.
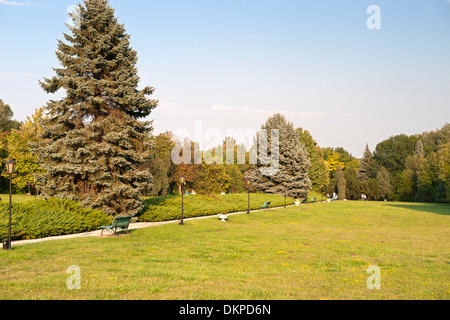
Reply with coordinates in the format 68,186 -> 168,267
33,0 -> 158,216
246,113 -> 311,200
357,144 -> 372,181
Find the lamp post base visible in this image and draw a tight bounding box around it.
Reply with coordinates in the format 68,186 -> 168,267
2,239 -> 11,251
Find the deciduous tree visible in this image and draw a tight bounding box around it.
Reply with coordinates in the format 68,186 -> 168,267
5,108 -> 45,193
297,128 -> 329,193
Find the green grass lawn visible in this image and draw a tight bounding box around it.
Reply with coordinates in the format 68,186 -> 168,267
0,201 -> 448,300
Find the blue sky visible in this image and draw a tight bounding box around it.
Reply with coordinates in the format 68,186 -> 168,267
1,0 -> 449,157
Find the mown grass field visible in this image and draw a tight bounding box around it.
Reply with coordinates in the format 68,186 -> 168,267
0,201 -> 448,300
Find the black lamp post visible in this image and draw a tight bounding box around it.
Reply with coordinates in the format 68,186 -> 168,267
283,182 -> 287,208
5,159 -> 16,251
180,175 -> 185,225
246,180 -> 250,214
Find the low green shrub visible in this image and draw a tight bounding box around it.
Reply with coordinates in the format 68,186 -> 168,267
138,193 -> 295,222
0,198 -> 111,241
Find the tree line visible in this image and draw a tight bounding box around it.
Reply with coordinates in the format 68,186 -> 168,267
2,95 -> 448,205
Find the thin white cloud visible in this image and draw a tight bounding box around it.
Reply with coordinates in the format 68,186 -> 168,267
210,103 -> 359,120
149,102 -> 361,151
152,102 -> 360,127
0,0 -> 31,5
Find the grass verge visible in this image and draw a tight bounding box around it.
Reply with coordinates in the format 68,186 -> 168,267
0,201 -> 448,300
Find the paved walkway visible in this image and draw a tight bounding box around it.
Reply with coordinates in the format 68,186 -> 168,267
12,204 -> 299,247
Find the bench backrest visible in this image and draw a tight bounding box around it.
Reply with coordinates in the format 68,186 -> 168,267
113,216 -> 133,228
264,202 -> 271,207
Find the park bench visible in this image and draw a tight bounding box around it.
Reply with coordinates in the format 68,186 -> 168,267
99,215 -> 134,237
310,197 -> 316,203
259,202 -> 271,210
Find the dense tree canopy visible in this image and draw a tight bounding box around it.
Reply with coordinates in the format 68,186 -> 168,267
372,124 -> 449,203
372,134 -> 419,177
141,132 -> 175,197
335,165 -> 346,200
297,128 -> 329,193
0,99 -> 21,133
0,98 -> 22,192
5,108 -> 45,192
376,166 -> 392,200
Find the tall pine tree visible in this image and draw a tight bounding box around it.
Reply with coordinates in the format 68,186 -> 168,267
33,0 -> 158,216
246,113 -> 311,200
357,143 -> 372,181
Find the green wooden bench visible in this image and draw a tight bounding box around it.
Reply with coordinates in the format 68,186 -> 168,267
259,202 -> 271,209
310,197 -> 316,203
99,215 -> 134,237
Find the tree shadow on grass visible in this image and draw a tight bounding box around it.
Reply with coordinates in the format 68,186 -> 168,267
385,203 -> 450,216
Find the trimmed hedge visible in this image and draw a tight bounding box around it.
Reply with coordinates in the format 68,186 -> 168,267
0,198 -> 111,241
306,191 -> 327,202
138,193 -> 295,222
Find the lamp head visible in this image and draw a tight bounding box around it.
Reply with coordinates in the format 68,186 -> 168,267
5,159 -> 16,175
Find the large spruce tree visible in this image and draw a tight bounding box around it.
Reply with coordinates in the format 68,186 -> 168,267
246,113 -> 311,200
357,144 -> 372,182
34,0 -> 158,216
